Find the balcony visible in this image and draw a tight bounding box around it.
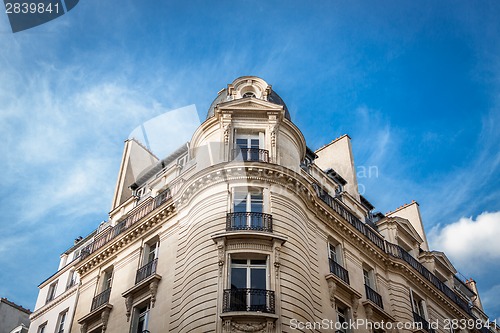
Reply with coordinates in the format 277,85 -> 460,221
122,260 -> 162,319
329,259 -> 350,285
226,212 -> 273,232
91,288 -> 111,311
413,311 -> 435,333
136,259 -> 158,284
365,284 -> 383,310
231,148 -> 269,163
316,187 -> 474,317
223,288 -> 275,314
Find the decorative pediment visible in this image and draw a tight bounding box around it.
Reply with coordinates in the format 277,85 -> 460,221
216,98 -> 285,114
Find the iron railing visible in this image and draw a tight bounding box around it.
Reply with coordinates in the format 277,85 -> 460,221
413,311 -> 435,333
226,212 -> 273,232
80,189 -> 172,261
91,287 -> 111,311
223,288 -> 275,313
135,258 -> 158,284
316,187 -> 473,316
329,259 -> 350,285
365,284 -> 384,309
231,148 -> 269,163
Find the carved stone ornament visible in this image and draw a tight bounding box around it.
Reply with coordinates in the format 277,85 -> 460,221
351,295 -> 359,319
125,295 -> 133,321
269,124 -> 279,147
223,123 -> 231,145
80,322 -> 88,333
101,308 -> 110,333
231,322 -> 268,332
364,303 -> 374,321
150,280 -> 159,308
327,279 -> 337,308
218,240 -> 225,276
223,319 -> 232,333
274,247 -> 281,276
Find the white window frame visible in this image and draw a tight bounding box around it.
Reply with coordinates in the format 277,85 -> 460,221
363,268 -> 375,290
46,281 -> 58,303
55,309 -> 68,333
100,267 -> 113,292
131,302 -> 150,333
143,240 -> 159,266
336,303 -> 351,333
37,322 -> 47,333
328,241 -> 343,266
410,289 -> 428,319
228,255 -> 270,310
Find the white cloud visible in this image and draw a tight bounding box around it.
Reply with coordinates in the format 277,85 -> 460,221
428,211 -> 500,272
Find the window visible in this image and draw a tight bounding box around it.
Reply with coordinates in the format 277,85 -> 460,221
363,268 -> 374,289
229,257 -> 268,311
136,239 -> 159,283
46,281 -> 58,303
232,189 -> 264,229
328,241 -> 349,284
336,304 -> 349,333
37,322 -> 47,333
328,242 -> 342,265
235,136 -> 260,161
66,270 -> 78,289
72,248 -> 81,261
56,310 -> 68,333
131,303 -> 150,333
410,289 -> 427,318
242,91 -> 256,98
101,268 -> 113,291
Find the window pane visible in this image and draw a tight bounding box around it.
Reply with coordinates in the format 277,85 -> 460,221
250,268 -> 266,289
236,138 -> 247,148
231,259 -> 247,265
233,192 -> 247,213
250,259 -> 266,265
231,267 -> 247,289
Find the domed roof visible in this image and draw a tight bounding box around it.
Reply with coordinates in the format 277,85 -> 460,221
206,77 -> 291,120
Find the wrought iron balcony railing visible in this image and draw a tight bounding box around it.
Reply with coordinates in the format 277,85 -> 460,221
413,311 -> 435,333
329,259 -> 350,285
80,189 -> 172,261
91,287 -> 111,311
223,288 -> 275,313
226,212 -> 273,232
365,284 -> 384,309
315,186 -> 473,316
135,258 -> 158,284
231,148 -> 269,163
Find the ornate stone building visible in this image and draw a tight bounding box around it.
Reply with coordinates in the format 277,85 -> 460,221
28,76 -> 499,333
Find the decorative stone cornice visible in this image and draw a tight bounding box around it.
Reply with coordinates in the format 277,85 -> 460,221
30,284 -> 78,321
76,203 -> 176,277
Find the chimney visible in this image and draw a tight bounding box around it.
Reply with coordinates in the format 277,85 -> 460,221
466,279 -> 483,311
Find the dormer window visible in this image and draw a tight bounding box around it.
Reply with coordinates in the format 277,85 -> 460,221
242,91 -> 256,98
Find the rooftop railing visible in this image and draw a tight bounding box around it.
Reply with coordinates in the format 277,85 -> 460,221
80,189 -> 172,261
316,187 -> 473,316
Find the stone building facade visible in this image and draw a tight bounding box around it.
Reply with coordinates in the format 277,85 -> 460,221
28,76 -> 499,333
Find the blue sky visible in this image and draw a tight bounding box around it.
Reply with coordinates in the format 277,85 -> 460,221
1,0 -> 499,321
